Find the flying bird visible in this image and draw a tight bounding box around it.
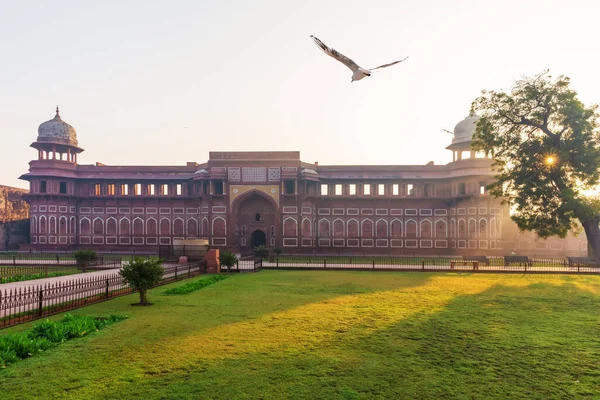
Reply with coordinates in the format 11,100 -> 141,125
310,35 -> 408,82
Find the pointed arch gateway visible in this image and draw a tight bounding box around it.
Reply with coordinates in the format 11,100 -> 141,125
232,189 -> 279,249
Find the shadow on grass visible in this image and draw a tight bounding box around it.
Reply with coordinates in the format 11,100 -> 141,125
108,277 -> 600,399
2,272 -> 599,399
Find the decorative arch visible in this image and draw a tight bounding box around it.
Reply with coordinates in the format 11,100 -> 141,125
106,217 -> 117,236
70,216 -> 76,235
318,218 -> 330,237
283,217 -> 298,237
376,219 -> 388,238
435,219 -> 448,238
468,218 -> 477,238
201,217 -> 209,237
405,219 -> 418,238
333,218 -> 344,237
458,219 -> 466,239
479,218 -> 488,238
146,218 -> 157,235
93,218 -> 104,235
159,218 -> 171,236
212,216 -> 226,236
361,219 -> 373,238
187,218 -> 198,238
133,217 -> 145,235
420,219 -> 432,238
301,217 -> 312,237
173,218 -> 185,237
347,218 -> 359,238
120,217 -> 131,236
59,216 -> 68,235
231,189 -> 278,212
390,219 -> 403,238
49,216 -> 57,235
79,217 -> 90,235
490,218 -> 497,238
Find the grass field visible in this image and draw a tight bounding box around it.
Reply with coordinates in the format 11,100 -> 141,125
1,271 -> 599,399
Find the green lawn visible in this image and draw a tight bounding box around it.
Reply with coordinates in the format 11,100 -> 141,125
1,271 -> 599,399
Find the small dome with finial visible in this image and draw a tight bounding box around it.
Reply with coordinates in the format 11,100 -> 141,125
452,110 -> 479,145
37,106 -> 78,146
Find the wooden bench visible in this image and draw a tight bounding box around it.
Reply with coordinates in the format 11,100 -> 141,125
567,257 -> 600,268
450,260 -> 479,270
504,255 -> 533,267
463,255 -> 490,266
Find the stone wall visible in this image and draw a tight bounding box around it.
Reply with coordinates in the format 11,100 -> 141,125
0,185 -> 29,223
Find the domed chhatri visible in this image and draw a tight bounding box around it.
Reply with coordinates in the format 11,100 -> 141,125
37,106 -> 78,146
452,110 -> 479,145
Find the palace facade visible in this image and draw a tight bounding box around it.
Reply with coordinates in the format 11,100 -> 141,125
20,109 -> 587,255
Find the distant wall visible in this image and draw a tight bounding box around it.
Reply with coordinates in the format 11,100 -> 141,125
0,219 -> 30,250
0,185 -> 29,223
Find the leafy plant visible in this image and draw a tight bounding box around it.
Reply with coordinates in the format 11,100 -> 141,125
218,251 -> 238,274
0,314 -> 127,368
163,275 -> 229,295
253,245 -> 269,259
73,250 -> 98,272
119,258 -> 165,305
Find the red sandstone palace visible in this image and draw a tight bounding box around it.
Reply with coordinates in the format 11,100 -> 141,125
20,108 -> 586,255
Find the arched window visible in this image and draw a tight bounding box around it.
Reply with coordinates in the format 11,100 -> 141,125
420,220 -> 432,238
106,218 -> 117,235
362,219 -> 373,238
333,219 -> 344,237
347,219 -> 359,238
302,219 -> 311,237
160,219 -> 171,235
93,219 -> 104,235
187,219 -> 198,237
80,218 -> 90,235
120,218 -> 131,235
147,219 -> 157,235
255,213 -> 262,222
391,220 -> 402,238
319,219 -> 330,237
376,219 -> 387,238
173,219 -> 184,236
405,220 -> 417,238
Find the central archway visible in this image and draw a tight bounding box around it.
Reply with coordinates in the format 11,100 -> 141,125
251,230 -> 266,248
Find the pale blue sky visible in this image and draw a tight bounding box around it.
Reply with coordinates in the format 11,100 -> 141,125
2,0 -> 599,189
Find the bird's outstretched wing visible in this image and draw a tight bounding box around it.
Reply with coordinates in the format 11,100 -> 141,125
370,56 -> 409,71
310,35 -> 360,72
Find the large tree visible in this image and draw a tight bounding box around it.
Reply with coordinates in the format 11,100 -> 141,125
471,71 -> 600,259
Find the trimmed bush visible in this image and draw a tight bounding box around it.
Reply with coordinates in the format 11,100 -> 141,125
119,258 -> 165,305
163,275 -> 229,295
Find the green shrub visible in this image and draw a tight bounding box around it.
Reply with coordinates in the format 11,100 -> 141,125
218,251 -> 238,274
163,275 -> 229,295
73,250 -> 99,271
0,314 -> 127,368
119,258 -> 165,305
253,245 -> 269,259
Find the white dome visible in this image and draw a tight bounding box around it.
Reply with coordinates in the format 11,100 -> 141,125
452,111 -> 479,145
37,107 -> 78,146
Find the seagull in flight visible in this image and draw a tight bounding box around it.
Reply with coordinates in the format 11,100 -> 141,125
310,35 -> 408,82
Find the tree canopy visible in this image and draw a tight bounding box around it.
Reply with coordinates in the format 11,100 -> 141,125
471,71 -> 600,257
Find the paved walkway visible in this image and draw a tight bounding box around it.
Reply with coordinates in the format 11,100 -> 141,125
0,268 -> 122,292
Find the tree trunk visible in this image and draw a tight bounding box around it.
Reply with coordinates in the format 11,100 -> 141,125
581,218 -> 600,260
139,288 -> 148,305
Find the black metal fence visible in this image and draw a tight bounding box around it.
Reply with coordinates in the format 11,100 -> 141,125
262,255 -> 600,274
233,255 -> 263,273
0,258 -> 122,282
0,261 -> 206,329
